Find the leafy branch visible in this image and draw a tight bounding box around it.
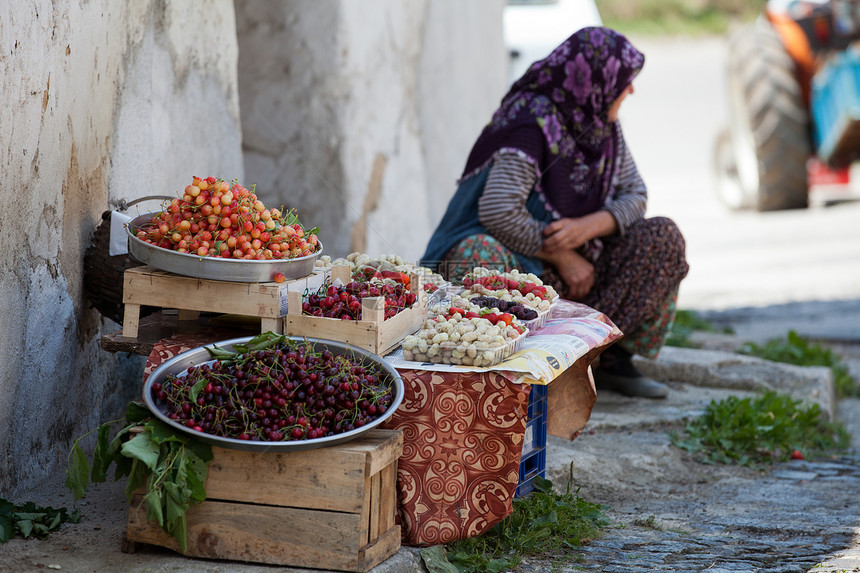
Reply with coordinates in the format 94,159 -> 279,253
65,401 -> 213,552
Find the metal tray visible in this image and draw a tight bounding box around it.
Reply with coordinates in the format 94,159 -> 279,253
126,212 -> 322,282
143,336 -> 404,452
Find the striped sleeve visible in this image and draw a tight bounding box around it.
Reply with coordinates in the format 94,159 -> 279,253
603,126 -> 647,235
478,151 -> 546,256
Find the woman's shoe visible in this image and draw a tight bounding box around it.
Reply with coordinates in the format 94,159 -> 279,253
594,345 -> 669,399
592,367 -> 669,399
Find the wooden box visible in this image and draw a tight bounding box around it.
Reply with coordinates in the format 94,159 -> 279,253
122,429 -> 403,572
121,265 -> 325,338
284,266 -> 427,356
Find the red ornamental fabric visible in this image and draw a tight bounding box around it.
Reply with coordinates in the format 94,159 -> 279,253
383,369 -> 531,546
143,332 -> 231,382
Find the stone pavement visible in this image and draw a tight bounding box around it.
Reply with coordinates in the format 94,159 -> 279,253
521,302 -> 860,573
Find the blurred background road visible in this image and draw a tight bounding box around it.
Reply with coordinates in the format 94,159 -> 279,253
619,34 -> 860,315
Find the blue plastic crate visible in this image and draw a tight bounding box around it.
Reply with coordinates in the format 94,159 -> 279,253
516,447 -> 547,498
812,48 -> 860,166
516,384 -> 548,498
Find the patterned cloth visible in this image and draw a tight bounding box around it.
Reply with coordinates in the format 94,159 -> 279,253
382,370 -> 531,546
440,216 -> 687,359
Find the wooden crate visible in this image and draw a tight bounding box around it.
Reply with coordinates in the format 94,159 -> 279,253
122,429 -> 403,572
121,265 -> 325,338
284,266 -> 427,356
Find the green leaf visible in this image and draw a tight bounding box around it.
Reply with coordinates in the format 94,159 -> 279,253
124,458 -> 148,500
486,558 -> 513,573
163,481 -> 191,525
188,376 -> 208,405
121,431 -> 161,471
16,519 -> 33,538
185,438 -> 214,464
205,344 -> 239,362
184,456 -> 208,502
147,419 -> 187,445
143,489 -> 164,527
65,441 -> 91,502
420,545 -> 459,573
168,513 -> 189,553
280,208 -> 301,227
90,422 -> 113,483
125,401 -> 152,425
0,499 -> 14,543
532,475 -> 553,494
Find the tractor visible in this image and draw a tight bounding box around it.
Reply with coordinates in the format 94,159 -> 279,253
715,0 -> 860,210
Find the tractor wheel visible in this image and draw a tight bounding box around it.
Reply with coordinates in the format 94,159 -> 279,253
723,20 -> 810,211
713,126 -> 752,210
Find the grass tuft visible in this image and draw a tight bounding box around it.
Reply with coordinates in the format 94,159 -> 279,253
670,390 -> 850,467
422,471 -> 608,573
739,330 -> 860,398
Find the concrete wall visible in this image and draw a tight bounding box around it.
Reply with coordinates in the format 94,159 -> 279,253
1,0 -> 504,494
0,0 -> 242,494
236,0 -> 506,262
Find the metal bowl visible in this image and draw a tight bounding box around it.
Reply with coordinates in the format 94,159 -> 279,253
143,336 -> 404,452
126,212 -> 322,282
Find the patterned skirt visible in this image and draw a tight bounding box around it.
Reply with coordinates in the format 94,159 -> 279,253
439,217 -> 689,359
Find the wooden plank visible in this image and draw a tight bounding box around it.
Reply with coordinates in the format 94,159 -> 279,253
378,462 -> 397,535
285,314 -> 378,352
124,268 -> 281,318
201,430 -> 402,512
285,293 -> 426,354
359,473 -> 372,548
375,301 -> 426,355
123,266 -> 324,320
357,526 -> 402,572
177,309 -> 200,321
122,303 -> 141,338
126,497 -> 367,571
205,447 -> 368,512
362,428 -> 404,476
260,316 -> 282,334
368,471 -> 381,542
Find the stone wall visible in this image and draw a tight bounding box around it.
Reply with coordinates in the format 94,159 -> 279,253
236,0 -> 506,262
1,0 -> 504,494
0,0 -> 242,494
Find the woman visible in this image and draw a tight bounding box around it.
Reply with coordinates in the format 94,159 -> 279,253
420,27 -> 689,399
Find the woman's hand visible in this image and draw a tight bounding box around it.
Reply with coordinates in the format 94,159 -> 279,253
537,248 -> 594,300
542,211 -> 618,253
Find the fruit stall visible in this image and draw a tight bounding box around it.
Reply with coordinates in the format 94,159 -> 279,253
85,176 -> 619,570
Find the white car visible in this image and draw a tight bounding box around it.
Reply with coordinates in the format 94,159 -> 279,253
503,0 -> 603,84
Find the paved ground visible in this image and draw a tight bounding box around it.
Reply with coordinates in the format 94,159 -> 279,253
529,335 -> 860,573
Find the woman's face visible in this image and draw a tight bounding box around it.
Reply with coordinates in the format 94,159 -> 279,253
607,83 -> 634,122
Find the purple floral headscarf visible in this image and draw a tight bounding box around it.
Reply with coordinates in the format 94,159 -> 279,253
462,27 -> 644,218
